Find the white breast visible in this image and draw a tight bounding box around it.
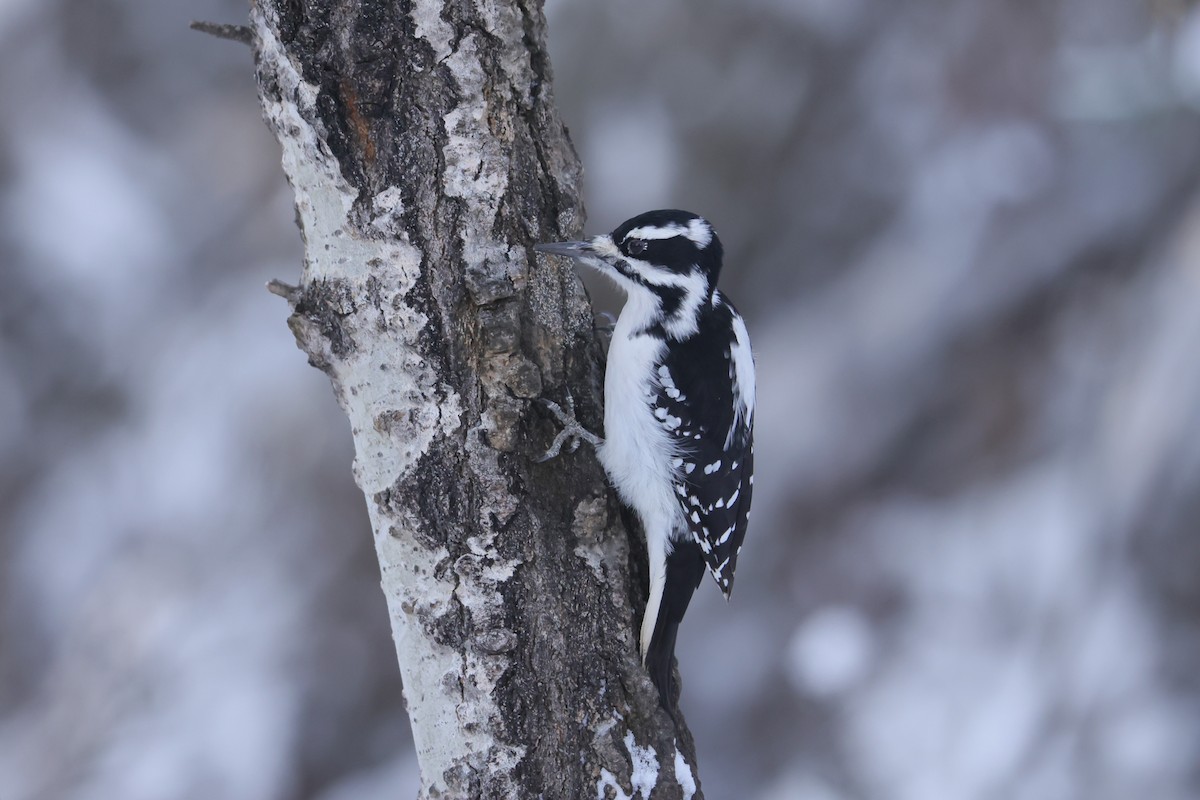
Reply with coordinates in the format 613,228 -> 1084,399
597,294 -> 684,541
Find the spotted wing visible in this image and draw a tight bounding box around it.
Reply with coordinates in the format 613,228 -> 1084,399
652,300 -> 755,597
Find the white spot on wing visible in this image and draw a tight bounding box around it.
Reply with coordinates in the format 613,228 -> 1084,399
727,304 -> 756,447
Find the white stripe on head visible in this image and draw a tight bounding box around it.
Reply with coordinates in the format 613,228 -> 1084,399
624,224 -> 685,241
624,218 -> 713,248
686,218 -> 713,247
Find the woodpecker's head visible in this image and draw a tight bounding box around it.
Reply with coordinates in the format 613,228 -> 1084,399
535,209 -> 724,339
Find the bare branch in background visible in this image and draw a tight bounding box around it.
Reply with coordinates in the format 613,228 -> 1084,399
188,20 -> 254,47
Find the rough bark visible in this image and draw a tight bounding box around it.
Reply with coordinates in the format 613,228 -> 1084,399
246,1 -> 701,797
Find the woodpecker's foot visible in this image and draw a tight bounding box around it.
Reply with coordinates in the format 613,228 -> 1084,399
536,392 -> 602,462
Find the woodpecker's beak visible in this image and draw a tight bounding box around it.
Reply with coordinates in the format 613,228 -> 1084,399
533,241 -> 591,259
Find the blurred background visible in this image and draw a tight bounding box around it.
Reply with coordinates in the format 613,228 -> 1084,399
2,0 -> 1200,798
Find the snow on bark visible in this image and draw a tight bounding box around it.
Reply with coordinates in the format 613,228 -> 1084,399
674,747 -> 697,800
592,725 -> 686,800
625,731 -> 661,798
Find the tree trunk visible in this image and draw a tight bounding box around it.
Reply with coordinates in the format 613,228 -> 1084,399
247,1 -> 701,797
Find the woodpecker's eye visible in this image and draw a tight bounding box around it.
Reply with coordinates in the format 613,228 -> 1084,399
627,238 -> 648,256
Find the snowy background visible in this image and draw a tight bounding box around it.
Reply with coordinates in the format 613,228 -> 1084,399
3,0 -> 1200,798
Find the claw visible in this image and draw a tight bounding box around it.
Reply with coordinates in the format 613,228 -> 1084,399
537,392 -> 602,462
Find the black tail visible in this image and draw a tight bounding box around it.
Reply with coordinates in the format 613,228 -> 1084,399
645,538 -> 706,712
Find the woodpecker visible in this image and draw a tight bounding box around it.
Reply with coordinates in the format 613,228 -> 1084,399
535,209 -> 756,710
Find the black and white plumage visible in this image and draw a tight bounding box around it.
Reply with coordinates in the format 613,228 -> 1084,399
535,209 -> 756,710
